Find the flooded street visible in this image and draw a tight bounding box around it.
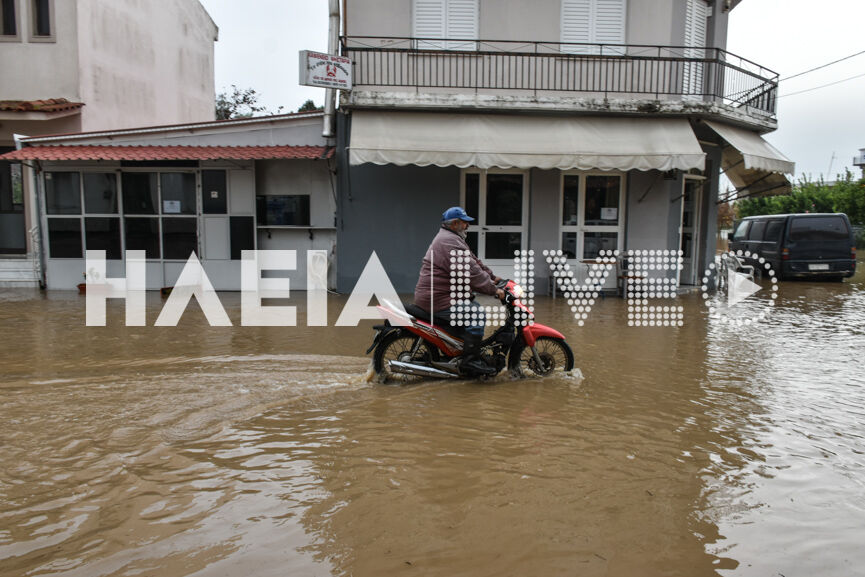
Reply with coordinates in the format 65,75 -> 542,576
2,262 -> 865,577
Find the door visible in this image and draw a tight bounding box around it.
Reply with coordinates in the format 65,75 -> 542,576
678,177 -> 703,285
0,153 -> 26,254
462,170 -> 528,278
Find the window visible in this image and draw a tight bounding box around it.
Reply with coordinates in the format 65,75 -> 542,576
31,0 -> 51,37
161,218 -> 197,259
45,172 -> 81,215
230,216 -> 255,260
683,0 -> 708,97
84,173 -> 118,214
85,218 -> 121,260
256,195 -> 311,226
764,220 -> 785,243
789,216 -> 849,242
202,170 -> 227,214
559,172 -> 624,261
732,220 -> 750,241
124,217 -> 160,259
748,220 -> 766,241
48,218 -> 81,258
160,173 -> 196,215
560,0 -> 626,54
122,173 -> 158,214
1,0 -> 17,37
413,0 -> 478,50
461,170 -> 527,262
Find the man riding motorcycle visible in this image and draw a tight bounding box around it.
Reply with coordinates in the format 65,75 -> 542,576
414,207 -> 505,374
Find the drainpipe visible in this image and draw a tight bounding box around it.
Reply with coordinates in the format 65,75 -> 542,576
322,0 -> 340,138
15,134 -> 47,289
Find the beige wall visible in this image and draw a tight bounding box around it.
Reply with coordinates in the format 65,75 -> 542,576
76,0 -> 217,131
0,0 -> 81,101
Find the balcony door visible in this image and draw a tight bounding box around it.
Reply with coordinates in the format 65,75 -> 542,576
461,170 -> 528,275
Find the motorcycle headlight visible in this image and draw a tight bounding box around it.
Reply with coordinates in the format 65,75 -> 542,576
511,284 -> 525,298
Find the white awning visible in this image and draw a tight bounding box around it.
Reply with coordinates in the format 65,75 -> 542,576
705,121 -> 795,199
705,121 -> 795,174
349,112 -> 706,172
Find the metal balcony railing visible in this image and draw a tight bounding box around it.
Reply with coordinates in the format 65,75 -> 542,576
341,37 -> 778,119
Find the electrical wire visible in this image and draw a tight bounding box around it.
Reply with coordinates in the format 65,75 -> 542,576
779,70 -> 865,98
779,48 -> 865,81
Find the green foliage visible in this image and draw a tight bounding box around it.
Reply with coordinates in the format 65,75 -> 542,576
297,99 -> 322,113
215,85 -> 284,120
736,171 -> 865,226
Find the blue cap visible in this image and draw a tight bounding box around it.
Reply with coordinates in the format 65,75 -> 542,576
442,206 -> 474,222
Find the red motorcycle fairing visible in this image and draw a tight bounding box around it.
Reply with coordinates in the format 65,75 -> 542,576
520,322 -> 566,347
375,304 -> 464,357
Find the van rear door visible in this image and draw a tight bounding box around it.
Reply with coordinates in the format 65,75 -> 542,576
787,215 -> 852,261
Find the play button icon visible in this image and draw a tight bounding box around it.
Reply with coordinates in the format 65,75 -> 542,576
727,270 -> 762,307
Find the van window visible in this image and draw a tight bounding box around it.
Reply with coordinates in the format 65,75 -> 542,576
764,220 -> 784,243
789,216 -> 849,241
748,220 -> 767,241
732,220 -> 750,241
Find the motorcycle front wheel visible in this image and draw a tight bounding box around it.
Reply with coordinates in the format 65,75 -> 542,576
373,331 -> 439,384
508,336 -> 575,377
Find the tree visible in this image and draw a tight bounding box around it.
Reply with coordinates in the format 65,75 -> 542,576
215,85 -> 283,120
297,99 -> 322,113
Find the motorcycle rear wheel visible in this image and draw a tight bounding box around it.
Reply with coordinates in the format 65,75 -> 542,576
508,336 -> 575,377
373,331 -> 439,384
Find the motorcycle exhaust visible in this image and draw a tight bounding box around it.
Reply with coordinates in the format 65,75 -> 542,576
388,360 -> 460,379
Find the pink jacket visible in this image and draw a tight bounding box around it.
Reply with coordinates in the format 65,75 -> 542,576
414,226 -> 497,313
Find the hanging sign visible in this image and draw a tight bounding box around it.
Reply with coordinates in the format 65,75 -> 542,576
299,51 -> 352,90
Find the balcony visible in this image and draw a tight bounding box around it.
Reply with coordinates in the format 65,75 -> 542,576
341,37 -> 778,128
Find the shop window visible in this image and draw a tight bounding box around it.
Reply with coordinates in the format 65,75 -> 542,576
122,173 -> 158,215
201,170 -> 227,214
584,175 -> 620,226
230,216 -> 254,260
461,170 -> 526,262
47,218 -> 81,258
583,231 -> 618,259
83,173 -> 118,214
485,174 -> 523,226
485,232 -> 522,259
161,218 -> 197,259
85,218 -> 121,260
562,176 -> 579,225
45,172 -> 81,215
160,173 -> 196,215
256,195 -> 310,226
1,0 -> 17,37
124,217 -> 160,259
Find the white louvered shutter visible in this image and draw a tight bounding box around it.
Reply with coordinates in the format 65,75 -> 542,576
683,0 -> 708,97
594,0 -> 626,55
414,0 -> 446,49
561,0 -> 592,53
445,0 -> 478,50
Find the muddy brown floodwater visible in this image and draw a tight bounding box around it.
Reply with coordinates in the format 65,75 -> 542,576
1,261 -> 865,577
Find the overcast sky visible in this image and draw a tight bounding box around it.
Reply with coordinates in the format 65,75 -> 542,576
199,0 -> 865,182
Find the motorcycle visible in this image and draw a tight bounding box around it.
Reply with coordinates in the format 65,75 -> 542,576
366,279 -> 574,382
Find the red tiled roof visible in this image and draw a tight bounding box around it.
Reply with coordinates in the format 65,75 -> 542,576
0,99 -> 85,113
0,145 -> 335,161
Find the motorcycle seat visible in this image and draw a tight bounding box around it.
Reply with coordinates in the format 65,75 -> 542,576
403,302 -> 466,339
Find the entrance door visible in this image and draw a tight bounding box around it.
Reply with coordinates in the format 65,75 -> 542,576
679,177 -> 703,285
462,170 -> 528,277
0,153 -> 26,254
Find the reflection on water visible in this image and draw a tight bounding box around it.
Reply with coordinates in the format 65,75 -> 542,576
1,262 -> 864,576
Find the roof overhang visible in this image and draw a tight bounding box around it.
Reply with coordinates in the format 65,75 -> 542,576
0,99 -> 85,121
706,121 -> 795,199
349,111 -> 706,172
0,145 -> 334,162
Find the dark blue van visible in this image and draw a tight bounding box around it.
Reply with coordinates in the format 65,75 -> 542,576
728,213 -> 857,280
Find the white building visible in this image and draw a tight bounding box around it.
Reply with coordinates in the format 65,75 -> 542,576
1,0 -> 217,284
334,0 -> 795,293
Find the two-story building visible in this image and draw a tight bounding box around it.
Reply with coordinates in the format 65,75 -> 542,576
1,0 -> 218,285
334,0 -> 795,293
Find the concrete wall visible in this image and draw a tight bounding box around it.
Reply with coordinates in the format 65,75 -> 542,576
76,0 -> 217,131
